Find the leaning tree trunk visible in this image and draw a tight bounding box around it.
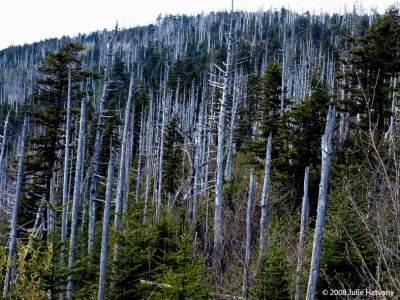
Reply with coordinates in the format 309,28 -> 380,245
295,166 -> 310,300
60,68 -> 72,299
242,169 -> 254,300
259,132 -> 272,260
3,116 -> 27,298
306,106 -> 335,300
110,74 -> 134,291
66,99 -> 86,298
98,146 -> 114,300
88,25 -> 117,257
0,111 -> 10,199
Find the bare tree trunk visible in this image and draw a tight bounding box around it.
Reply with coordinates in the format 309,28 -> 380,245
213,5 -> 233,270
259,133 -> 272,260
110,74 -> 134,291
3,116 -> 27,298
242,169 -> 254,300
60,68 -> 72,299
98,147 -> 114,300
88,25 -> 117,257
136,114 -> 144,202
67,99 -> 86,297
156,93 -> 167,219
225,70 -> 240,180
306,106 -> 335,300
295,166 -> 310,300
0,111 -> 10,200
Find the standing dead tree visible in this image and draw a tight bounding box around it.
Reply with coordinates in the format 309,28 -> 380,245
98,146 -> 114,300
242,169 -> 254,300
210,0 -> 234,272
3,116 -> 27,298
259,133 -> 272,260
67,99 -> 86,297
306,106 -> 335,300
88,24 -> 117,257
295,166 -> 310,300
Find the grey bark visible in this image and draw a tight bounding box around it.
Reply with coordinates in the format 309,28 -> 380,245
295,166 -> 310,300
67,99 -> 86,297
306,106 -> 335,300
110,74 -> 134,291
0,111 -> 10,200
259,133 -> 272,260
60,68 -> 72,299
213,5 -> 233,268
98,147 -> 114,300
242,169 -> 254,300
88,25 -> 117,257
3,116 -> 27,298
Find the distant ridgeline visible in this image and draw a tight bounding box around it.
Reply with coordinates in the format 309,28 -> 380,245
0,9 -> 373,108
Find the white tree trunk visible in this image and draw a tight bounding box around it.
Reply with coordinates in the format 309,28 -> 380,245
295,166 -> 310,300
88,26 -> 117,256
110,74 -> 134,291
213,7 -> 233,268
242,169 -> 254,300
60,68 -> 72,299
259,133 -> 272,260
67,99 -> 86,297
0,111 -> 10,200
306,106 -> 335,300
3,116 -> 27,298
98,147 -> 114,300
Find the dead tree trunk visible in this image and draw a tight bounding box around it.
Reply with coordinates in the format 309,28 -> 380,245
98,146 -> 114,300
212,4 -> 234,270
295,166 -> 310,300
259,133 -> 272,260
60,68 -> 72,299
3,116 -> 27,298
0,111 -> 10,199
242,169 -> 254,300
110,74 -> 134,291
88,25 -> 117,257
306,106 -> 335,300
67,99 -> 86,297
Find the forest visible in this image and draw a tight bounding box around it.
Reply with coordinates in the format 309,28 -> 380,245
0,3 -> 399,300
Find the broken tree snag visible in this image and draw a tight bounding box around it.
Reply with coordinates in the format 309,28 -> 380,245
306,106 -> 335,300
242,169 -> 254,300
295,166 -> 310,300
259,132 -> 272,260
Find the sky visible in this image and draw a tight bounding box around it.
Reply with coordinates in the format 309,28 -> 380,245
0,0 -> 395,50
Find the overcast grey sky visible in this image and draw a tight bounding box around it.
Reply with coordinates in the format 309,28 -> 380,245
0,0 -> 394,50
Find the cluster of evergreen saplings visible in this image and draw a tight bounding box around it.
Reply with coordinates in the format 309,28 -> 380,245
0,5 -> 399,300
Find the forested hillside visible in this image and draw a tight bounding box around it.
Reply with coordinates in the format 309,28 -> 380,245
0,4 -> 399,299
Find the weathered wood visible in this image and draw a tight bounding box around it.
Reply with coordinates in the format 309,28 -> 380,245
306,106 -> 335,300
213,2 -> 234,270
60,67 -> 72,299
295,166 -> 310,300
88,25 -> 117,257
259,132 -> 272,260
3,116 -> 27,298
67,99 -> 86,297
111,74 -> 134,291
242,169 -> 254,300
98,146 -> 114,300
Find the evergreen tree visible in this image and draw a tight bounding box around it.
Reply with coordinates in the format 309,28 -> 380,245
260,62 -> 284,138
25,42 -> 90,238
163,116 -> 183,197
345,11 -> 400,137
254,245 -> 291,300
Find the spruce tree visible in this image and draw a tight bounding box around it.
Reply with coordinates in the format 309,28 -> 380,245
26,42 -> 90,239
